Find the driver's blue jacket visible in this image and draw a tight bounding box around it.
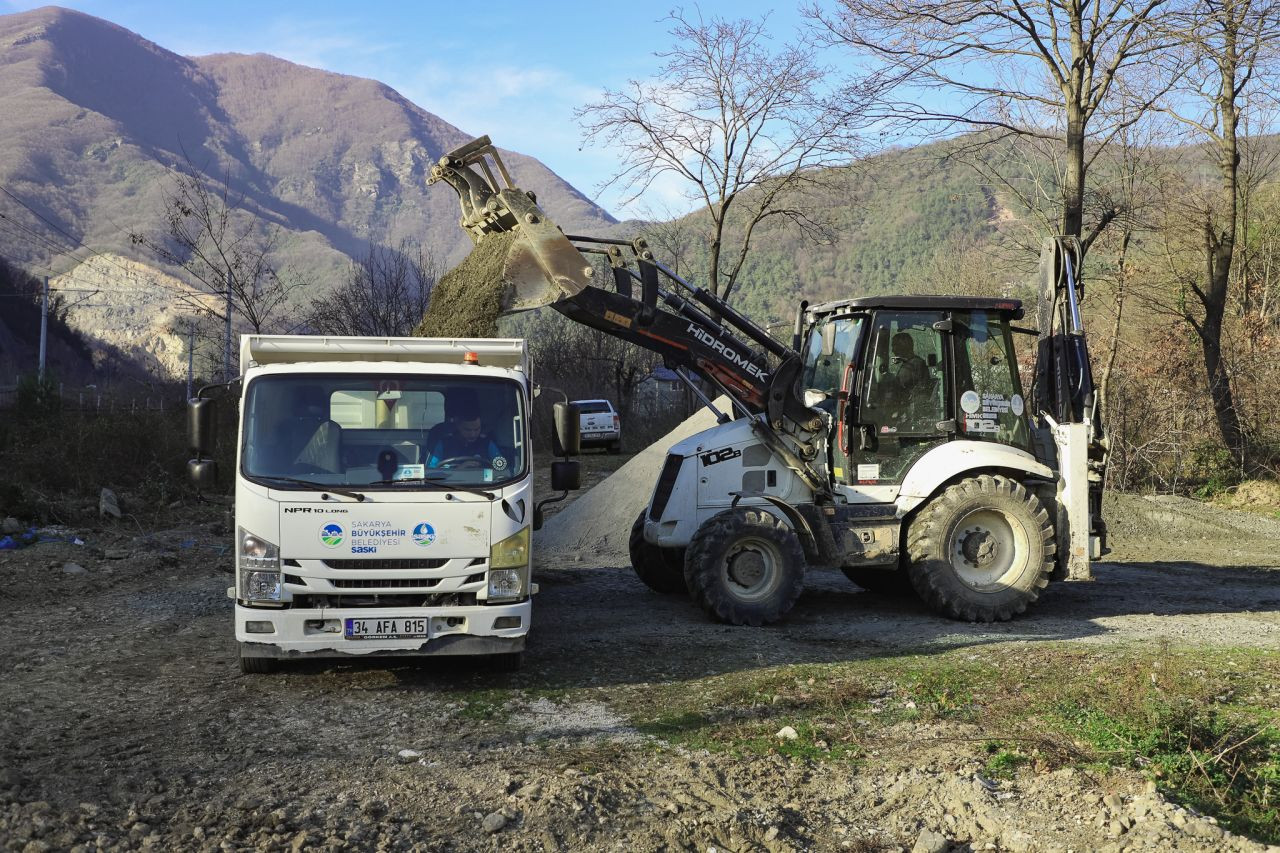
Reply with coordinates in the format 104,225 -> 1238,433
426,432 -> 503,467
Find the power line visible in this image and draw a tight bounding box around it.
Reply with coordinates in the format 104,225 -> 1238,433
0,195 -> 224,313
0,183 -> 180,290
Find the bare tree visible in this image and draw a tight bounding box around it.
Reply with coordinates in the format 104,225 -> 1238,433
130,157 -> 300,379
306,241 -> 441,337
635,204 -> 706,279
808,0 -> 1176,257
577,10 -> 867,302
1155,0 -> 1280,470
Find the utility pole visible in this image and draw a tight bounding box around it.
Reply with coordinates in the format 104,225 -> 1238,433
186,319 -> 195,401
224,282 -> 233,382
38,276 -> 48,380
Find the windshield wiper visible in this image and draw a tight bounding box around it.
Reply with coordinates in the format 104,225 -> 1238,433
258,476 -> 367,502
368,476 -> 495,500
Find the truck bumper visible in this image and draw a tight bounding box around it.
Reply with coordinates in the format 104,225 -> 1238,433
235,600 -> 530,659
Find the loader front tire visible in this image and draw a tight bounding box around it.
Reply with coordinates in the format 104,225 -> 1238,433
906,474 -> 1054,622
684,509 -> 805,626
629,511 -> 687,594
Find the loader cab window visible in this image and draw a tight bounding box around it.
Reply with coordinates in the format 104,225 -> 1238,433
953,311 -> 1031,449
845,310 -> 948,484
801,314 -> 864,404
861,312 -> 946,436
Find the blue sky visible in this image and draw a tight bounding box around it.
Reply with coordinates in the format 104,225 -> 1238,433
4,1 -> 828,219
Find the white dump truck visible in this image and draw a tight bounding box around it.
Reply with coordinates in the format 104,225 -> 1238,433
187,334 -> 581,673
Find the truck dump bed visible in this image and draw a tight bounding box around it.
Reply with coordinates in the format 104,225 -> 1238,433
241,335 -> 528,372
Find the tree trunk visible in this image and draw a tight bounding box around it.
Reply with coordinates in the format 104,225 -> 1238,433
1196,38 -> 1249,471
1062,103 -> 1086,244
1098,233 -> 1129,419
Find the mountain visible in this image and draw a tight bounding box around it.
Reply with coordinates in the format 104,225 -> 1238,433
0,5 -> 615,379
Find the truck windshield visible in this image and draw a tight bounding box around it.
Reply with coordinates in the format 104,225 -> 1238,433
241,374 -> 527,489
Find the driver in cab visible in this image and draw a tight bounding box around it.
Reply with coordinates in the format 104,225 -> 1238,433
426,409 -> 502,468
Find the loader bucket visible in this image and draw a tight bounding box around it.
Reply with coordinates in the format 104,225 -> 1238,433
427,136 -> 594,316
493,191 -> 594,313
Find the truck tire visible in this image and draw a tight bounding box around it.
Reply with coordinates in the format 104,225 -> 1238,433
684,508 -> 805,626
239,653 -> 279,675
629,511 -> 687,594
841,566 -> 916,596
608,440 -> 622,455
906,474 -> 1054,622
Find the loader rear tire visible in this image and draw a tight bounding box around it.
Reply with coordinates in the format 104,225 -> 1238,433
841,566 -> 916,596
906,474 -> 1054,622
629,511 -> 687,594
684,509 -> 805,626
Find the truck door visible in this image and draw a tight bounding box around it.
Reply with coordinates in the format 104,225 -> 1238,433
844,310 -> 949,500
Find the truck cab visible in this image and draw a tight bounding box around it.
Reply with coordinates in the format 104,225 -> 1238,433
203,335 -> 538,673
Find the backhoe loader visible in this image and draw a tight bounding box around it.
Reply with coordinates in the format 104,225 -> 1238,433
427,136 -> 1108,625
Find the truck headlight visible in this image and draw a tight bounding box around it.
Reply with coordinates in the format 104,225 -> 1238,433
490,527 -> 529,569
239,527 -> 281,602
488,527 -> 529,602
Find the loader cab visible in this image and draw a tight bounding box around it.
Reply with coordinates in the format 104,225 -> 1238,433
802,296 -> 1030,500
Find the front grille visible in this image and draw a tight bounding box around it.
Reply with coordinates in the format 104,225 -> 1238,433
293,592 -> 479,609
649,453 -> 684,521
323,558 -> 448,571
330,578 -> 442,589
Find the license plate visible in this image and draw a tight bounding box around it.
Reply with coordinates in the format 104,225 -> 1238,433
344,617 -> 429,640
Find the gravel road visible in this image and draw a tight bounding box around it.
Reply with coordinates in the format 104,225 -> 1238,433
1,492 -> 1277,852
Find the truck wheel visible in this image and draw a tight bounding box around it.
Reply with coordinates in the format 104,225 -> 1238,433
841,567 -> 916,596
239,653 -> 279,674
607,440 -> 622,454
906,474 -> 1054,622
629,511 -> 687,594
684,509 -> 805,626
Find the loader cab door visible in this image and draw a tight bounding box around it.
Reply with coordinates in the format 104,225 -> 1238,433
843,310 -> 949,501
800,312 -> 865,491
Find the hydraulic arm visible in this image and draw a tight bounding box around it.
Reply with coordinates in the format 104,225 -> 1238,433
1033,237 -> 1110,578
429,137 -> 827,490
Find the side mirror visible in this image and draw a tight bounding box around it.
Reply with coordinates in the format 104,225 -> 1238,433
551,401 -> 581,457
188,397 -> 217,457
550,459 -> 581,492
187,458 -> 218,491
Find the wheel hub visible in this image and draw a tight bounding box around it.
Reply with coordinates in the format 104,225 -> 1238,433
727,548 -> 767,589
947,508 -> 1025,590
959,527 -> 999,568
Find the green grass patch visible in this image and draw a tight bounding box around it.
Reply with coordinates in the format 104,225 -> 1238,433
455,689 -> 511,721
983,740 -> 1030,779
611,645 -> 1280,842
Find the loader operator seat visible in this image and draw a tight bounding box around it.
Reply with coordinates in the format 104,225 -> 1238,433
886,332 -> 931,428
280,385 -> 342,475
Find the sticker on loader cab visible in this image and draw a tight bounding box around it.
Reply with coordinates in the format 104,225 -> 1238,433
1011,394 -> 1025,416
856,464 -> 880,482
412,522 -> 436,547
700,446 -> 742,467
960,390 -> 982,414
320,522 -> 344,548
964,392 -> 1013,434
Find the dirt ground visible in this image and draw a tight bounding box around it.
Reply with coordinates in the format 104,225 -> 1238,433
1,487 -> 1278,853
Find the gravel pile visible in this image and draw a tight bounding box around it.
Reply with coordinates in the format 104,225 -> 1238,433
535,397 -> 729,561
